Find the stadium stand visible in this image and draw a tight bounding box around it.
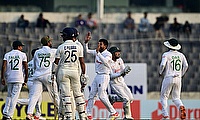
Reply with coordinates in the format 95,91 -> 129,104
0,6 -> 42,12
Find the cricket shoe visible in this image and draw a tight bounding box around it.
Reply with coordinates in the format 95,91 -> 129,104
162,115 -> 169,119
58,114 -> 65,120
123,116 -> 134,120
34,116 -> 46,120
2,115 -> 12,120
26,114 -> 33,120
87,115 -> 93,120
180,106 -> 186,120
109,112 -> 120,120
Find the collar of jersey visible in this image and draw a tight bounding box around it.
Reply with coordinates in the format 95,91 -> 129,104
65,40 -> 74,43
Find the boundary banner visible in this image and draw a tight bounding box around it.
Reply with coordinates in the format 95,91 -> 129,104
0,100 -> 199,119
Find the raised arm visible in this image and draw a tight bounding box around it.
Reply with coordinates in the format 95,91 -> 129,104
84,31 -> 96,55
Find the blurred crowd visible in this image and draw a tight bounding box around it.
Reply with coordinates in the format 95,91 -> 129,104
15,11 -> 193,40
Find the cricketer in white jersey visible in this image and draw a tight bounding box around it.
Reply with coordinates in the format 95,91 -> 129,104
84,32 -> 120,120
1,40 -> 28,120
17,48 -> 45,119
58,40 -> 82,120
159,38 -> 188,119
108,46 -> 134,120
54,27 -> 87,120
26,36 -> 59,120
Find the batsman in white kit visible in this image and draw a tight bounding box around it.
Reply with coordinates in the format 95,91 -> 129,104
26,36 -> 60,120
84,32 -> 120,120
1,40 -> 28,120
159,38 -> 188,119
54,27 -> 88,120
108,46 -> 134,120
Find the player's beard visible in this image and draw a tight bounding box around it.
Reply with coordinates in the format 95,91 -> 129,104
49,44 -> 52,48
115,56 -> 120,59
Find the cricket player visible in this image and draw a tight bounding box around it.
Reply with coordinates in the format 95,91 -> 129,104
1,40 -> 28,120
17,48 -> 46,120
54,27 -> 87,120
57,28 -> 86,120
26,36 -> 60,120
85,32 -> 120,120
108,46 -> 134,120
159,38 -> 188,119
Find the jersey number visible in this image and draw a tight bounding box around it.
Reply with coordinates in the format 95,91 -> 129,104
171,59 -> 181,71
39,56 -> 50,67
9,59 -> 19,70
28,68 -> 34,77
64,50 -> 77,63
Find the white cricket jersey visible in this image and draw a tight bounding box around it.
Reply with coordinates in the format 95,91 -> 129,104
159,50 -> 188,77
3,50 -> 27,83
110,58 -> 125,83
33,46 -> 55,77
28,59 -> 34,81
75,40 -> 83,74
85,43 -> 112,74
51,48 -> 57,58
55,40 -> 83,70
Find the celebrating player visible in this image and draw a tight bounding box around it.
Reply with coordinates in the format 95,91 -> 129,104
54,27 -> 88,119
159,38 -> 188,119
26,36 -> 60,120
1,40 -> 28,120
85,32 -> 120,120
17,48 -> 45,120
108,46 -> 134,120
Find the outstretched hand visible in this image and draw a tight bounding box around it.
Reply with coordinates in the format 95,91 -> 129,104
85,31 -> 92,43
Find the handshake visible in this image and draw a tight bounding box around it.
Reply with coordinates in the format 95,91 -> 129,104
120,66 -> 131,77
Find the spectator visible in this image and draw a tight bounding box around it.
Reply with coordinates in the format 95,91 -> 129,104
153,16 -> 169,40
138,12 -> 150,33
169,17 -> 182,38
182,21 -> 192,38
36,13 -> 51,28
17,14 -> 29,28
86,12 -> 98,30
75,14 -> 87,28
123,11 -> 135,31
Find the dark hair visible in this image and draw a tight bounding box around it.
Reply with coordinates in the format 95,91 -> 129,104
12,40 -> 24,49
127,11 -> 131,14
31,48 -> 39,57
99,39 -> 108,48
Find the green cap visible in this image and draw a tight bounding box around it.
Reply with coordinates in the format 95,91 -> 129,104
41,35 -> 52,45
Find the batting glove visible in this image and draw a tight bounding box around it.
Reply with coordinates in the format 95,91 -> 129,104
120,66 -> 131,76
48,73 -> 55,83
80,74 -> 89,92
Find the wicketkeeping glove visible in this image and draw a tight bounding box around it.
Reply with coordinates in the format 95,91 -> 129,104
80,74 -> 89,92
120,66 -> 131,76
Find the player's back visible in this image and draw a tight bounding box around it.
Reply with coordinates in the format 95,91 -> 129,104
4,50 -> 27,83
163,50 -> 187,77
56,40 -> 83,71
28,59 -> 34,80
33,46 -> 55,77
